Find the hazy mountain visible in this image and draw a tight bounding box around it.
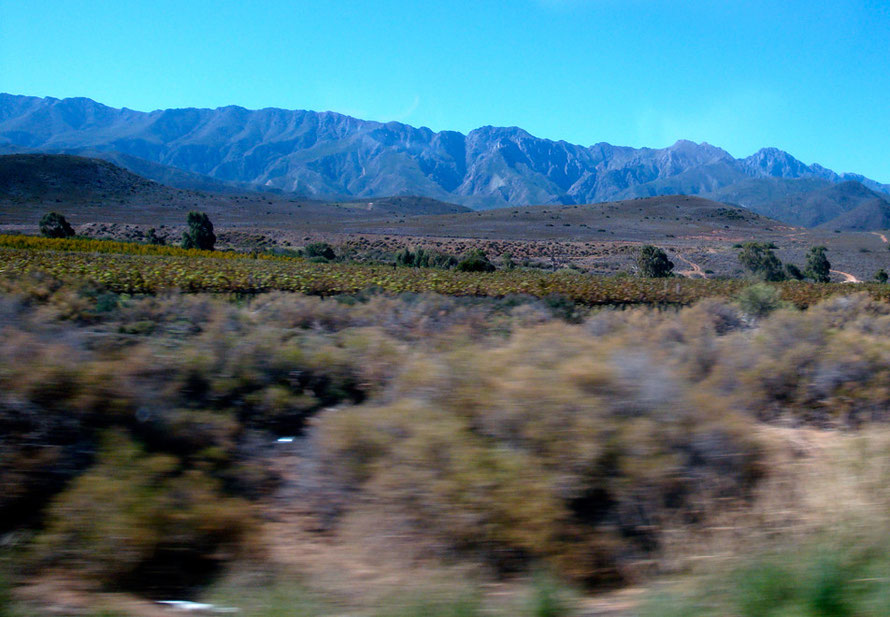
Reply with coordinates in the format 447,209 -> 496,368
1,93 -> 888,215
817,198 -> 890,232
733,180 -> 890,229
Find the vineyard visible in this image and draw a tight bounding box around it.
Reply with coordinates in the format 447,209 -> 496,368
0,234 -> 888,306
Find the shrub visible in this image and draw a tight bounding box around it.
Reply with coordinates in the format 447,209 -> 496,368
455,249 -> 495,273
785,263 -> 805,281
637,245 -> 674,278
39,212 -> 75,239
395,247 -> 416,267
876,268 -> 889,283
736,283 -> 786,318
395,247 -> 457,269
738,242 -> 784,281
32,432 -> 253,591
805,246 -> 831,283
181,211 -> 216,251
146,227 -> 165,246
315,323 -> 764,584
646,540 -> 890,617
526,572 -> 574,617
304,241 -> 336,261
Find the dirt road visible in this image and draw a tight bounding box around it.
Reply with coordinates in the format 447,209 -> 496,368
831,269 -> 861,283
674,254 -> 707,278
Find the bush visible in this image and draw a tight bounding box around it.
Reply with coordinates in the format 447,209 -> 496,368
526,572 -> 574,617
39,212 -> 75,239
32,432 -> 253,591
738,242 -> 785,281
396,247 -> 458,269
785,263 -> 805,281
181,211 -> 216,251
736,283 -> 786,318
646,540 -> 890,617
146,227 -> 165,246
876,268 -> 889,284
304,242 -> 336,261
455,249 -> 495,273
395,247 -> 416,267
316,323 -> 764,583
637,245 -> 674,278
805,246 -> 831,283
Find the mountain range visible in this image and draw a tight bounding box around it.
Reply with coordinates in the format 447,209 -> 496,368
1,93 -> 888,229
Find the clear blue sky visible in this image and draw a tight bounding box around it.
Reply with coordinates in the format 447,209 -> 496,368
2,0 -> 888,181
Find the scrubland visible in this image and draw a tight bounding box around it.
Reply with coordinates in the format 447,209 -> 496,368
3,266 -> 890,615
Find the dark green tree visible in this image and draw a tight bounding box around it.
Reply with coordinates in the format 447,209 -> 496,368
737,242 -> 785,281
420,250 -> 457,269
637,245 -> 674,278
784,263 -> 804,281
804,246 -> 831,283
875,268 -> 888,284
146,228 -> 166,246
39,212 -> 75,239
455,248 -> 496,272
395,247 -> 457,269
303,242 -> 336,260
181,211 -> 216,250
395,247 -> 415,267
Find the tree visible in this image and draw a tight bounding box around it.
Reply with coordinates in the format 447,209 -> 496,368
395,247 -> 415,267
181,211 -> 216,250
875,268 -> 888,284
737,242 -> 785,281
637,245 -> 674,278
304,242 -> 336,260
146,228 -> 165,246
804,246 -> 831,283
784,263 -> 804,281
455,249 -> 496,272
39,212 -> 75,239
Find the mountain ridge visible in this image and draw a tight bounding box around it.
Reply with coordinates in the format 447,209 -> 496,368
1,93 -> 887,215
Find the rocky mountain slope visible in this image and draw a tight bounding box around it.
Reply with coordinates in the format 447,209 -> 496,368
743,180 -> 890,229
2,94 -> 888,218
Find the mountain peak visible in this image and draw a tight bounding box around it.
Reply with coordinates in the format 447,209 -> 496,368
0,93 -> 887,210
743,147 -> 812,179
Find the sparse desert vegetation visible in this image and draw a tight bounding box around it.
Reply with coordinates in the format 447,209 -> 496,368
3,236 -> 890,614
5,0 -> 890,609
3,162 -> 890,616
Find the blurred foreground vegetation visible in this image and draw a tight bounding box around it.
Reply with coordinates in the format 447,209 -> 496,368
3,255 -> 890,614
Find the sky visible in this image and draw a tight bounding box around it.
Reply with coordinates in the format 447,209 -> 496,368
1,0 -> 889,181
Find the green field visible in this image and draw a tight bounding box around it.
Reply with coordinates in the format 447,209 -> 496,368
1,234 -> 887,308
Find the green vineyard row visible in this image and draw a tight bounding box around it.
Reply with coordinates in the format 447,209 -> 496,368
1,237 -> 886,307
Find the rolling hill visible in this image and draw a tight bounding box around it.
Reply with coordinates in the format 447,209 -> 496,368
0,153 -> 468,227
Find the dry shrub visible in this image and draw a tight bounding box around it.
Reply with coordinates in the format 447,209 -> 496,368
315,322 -> 765,584
32,431 -> 254,592
8,282 -> 890,593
